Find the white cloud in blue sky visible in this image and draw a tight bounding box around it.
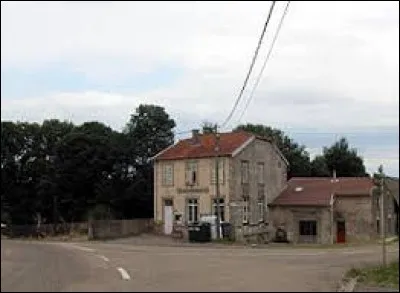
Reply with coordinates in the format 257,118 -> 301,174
1,1 -> 399,176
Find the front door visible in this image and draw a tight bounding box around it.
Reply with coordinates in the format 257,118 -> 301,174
336,220 -> 346,243
163,199 -> 173,235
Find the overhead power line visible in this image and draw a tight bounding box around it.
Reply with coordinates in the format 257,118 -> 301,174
220,1 -> 277,129
173,130 -> 193,137
237,1 -> 291,124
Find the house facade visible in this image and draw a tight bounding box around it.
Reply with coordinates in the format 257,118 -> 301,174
269,176 -> 398,244
382,177 -> 399,236
153,130 -> 288,242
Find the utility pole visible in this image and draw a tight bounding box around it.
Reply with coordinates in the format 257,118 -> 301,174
53,195 -> 57,235
214,125 -> 221,239
379,165 -> 387,267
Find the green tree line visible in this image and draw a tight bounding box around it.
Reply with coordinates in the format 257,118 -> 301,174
233,124 -> 368,179
1,106 -> 368,226
1,104 -> 175,225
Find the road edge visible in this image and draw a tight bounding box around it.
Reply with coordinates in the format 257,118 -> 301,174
337,276 -> 358,292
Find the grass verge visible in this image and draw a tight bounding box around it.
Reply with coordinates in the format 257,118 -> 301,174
346,261 -> 399,289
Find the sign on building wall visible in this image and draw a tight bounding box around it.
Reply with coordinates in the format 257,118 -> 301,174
177,187 -> 209,194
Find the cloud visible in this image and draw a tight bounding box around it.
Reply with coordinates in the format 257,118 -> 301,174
1,1 -> 399,176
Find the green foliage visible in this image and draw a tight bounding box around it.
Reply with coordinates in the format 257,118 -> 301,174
234,124 -> 368,179
1,104 -> 176,225
201,121 -> 217,134
346,261 -> 399,289
310,155 -> 330,177
87,204 -> 114,221
1,108 -> 371,225
321,137 -> 368,177
235,124 -> 311,178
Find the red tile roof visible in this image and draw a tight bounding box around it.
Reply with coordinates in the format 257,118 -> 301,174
270,177 -> 375,207
154,131 -> 254,161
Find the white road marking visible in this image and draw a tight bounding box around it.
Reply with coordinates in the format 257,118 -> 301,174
117,267 -> 131,280
145,251 -> 328,257
56,243 -> 96,253
341,250 -> 375,255
70,245 -> 95,253
98,255 -> 109,262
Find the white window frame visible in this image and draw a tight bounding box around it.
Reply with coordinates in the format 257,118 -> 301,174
211,159 -> 224,184
243,198 -> 249,224
258,199 -> 264,222
185,161 -> 198,186
162,164 -> 174,186
212,198 -> 225,222
187,199 -> 199,224
241,161 -> 250,184
257,162 -> 265,184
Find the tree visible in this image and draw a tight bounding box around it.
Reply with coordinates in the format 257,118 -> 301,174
53,123 -> 117,222
0,104 -> 178,226
310,155 -> 331,177
1,122 -> 23,224
124,104 -> 176,165
201,121 -> 217,134
36,119 -> 75,224
322,137 -> 367,177
122,104 -> 176,218
234,124 -> 311,178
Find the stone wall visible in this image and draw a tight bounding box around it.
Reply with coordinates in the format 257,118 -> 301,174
154,157 -> 231,224
269,206 -> 332,244
153,136 -> 288,243
371,187 -> 398,237
6,222 -> 88,238
334,196 -> 374,242
230,138 -> 287,243
90,219 -> 153,240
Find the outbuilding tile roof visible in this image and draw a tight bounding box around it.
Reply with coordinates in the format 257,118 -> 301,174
270,177 -> 375,207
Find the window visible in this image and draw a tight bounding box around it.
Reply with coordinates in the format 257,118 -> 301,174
162,164 -> 174,186
258,184 -> 264,200
243,198 -> 249,224
257,162 -> 265,184
377,219 -> 381,234
299,220 -> 317,236
241,161 -> 249,184
258,199 -> 264,222
211,160 -> 224,184
242,184 -> 250,198
185,161 -> 198,186
187,199 -> 199,223
212,198 -> 225,222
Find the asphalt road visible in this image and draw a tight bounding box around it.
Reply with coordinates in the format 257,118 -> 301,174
1,240 -> 122,292
1,239 -> 399,292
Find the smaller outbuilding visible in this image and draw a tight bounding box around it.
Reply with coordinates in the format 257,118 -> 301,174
268,176 -> 398,244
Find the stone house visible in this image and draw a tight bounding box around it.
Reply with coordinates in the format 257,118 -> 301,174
152,130 -> 288,242
381,177 -> 399,236
268,176 -> 398,244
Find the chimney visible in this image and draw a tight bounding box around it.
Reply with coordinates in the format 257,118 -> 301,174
191,129 -> 200,145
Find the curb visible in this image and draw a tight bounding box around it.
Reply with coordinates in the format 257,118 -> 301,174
337,276 -> 358,292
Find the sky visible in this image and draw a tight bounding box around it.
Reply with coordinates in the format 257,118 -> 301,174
1,1 -> 399,177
